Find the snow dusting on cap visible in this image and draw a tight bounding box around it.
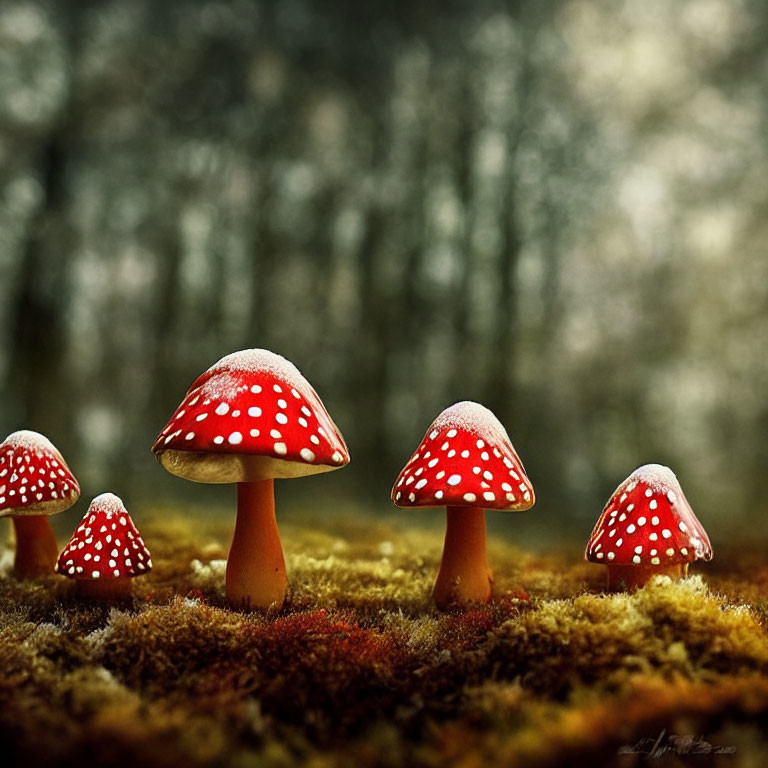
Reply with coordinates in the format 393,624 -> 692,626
391,401 -> 535,511
0,430 -> 80,517
56,492 -> 152,580
586,463 -> 712,567
152,349 -> 350,483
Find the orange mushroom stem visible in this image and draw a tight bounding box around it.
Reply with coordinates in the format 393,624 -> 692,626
606,563 -> 688,591
11,515 -> 59,579
226,479 -> 288,611
433,506 -> 492,608
76,576 -> 133,600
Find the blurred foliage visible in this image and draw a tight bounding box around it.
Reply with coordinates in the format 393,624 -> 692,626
0,0 -> 767,539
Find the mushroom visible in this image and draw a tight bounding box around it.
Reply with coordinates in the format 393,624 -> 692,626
391,401 -> 535,608
56,492 -> 151,599
0,430 -> 80,578
586,463 -> 712,590
151,348 -> 350,610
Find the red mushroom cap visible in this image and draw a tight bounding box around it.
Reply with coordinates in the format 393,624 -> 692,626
585,464 -> 712,567
56,492 -> 151,580
390,401 -> 535,510
151,349 -> 349,483
0,430 -> 80,517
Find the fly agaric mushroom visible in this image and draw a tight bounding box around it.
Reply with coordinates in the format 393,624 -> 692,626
151,348 -> 349,610
0,430 -> 80,578
586,463 -> 712,591
56,492 -> 151,599
391,401 -> 535,608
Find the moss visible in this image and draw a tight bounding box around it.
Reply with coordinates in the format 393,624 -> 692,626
0,511 -> 767,767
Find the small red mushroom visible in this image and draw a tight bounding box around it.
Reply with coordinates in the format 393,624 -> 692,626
586,463 -> 712,590
0,430 -> 80,578
151,348 -> 349,610
391,401 -> 535,608
56,492 -> 151,599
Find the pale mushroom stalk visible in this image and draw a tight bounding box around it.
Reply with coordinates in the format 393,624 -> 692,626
226,479 -> 287,610
433,506 -> 492,607
12,515 -> 59,579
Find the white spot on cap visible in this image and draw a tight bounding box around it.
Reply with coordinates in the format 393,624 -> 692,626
463,493 -> 476,502
251,385 -> 262,393
270,429 -> 282,439
447,474 -> 461,486
185,432 -> 195,441
213,436 -> 224,445
250,429 -> 260,437
430,430 -> 438,440
415,479 -> 427,490
196,413 -> 208,422
662,529 -> 672,539
273,443 -> 287,455
228,432 -> 243,445
215,403 -> 230,416
276,413 -> 288,425
483,491 -> 495,502
331,451 -> 343,463
248,406 -> 262,417
649,499 -> 658,510
277,399 -> 287,409
300,448 -> 315,462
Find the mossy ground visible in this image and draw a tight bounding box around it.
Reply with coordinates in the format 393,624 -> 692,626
1,511 -> 767,767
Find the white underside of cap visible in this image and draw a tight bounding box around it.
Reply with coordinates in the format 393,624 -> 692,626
157,449 -> 337,483
0,493 -> 79,518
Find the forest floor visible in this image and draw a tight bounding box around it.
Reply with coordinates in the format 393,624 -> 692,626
1,510 -> 767,768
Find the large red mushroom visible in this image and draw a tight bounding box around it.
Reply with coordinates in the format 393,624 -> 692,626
0,430 -> 80,578
56,492 -> 152,599
391,401 -> 535,608
152,348 -> 349,610
586,463 -> 712,590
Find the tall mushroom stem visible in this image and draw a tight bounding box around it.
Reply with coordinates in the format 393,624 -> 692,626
433,506 -> 492,608
226,479 -> 287,610
607,563 -> 689,591
12,515 -> 59,578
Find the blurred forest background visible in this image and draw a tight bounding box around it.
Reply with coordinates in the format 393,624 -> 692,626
1,0 -> 766,543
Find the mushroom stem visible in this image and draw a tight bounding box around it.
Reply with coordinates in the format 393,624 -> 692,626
607,563 -> 689,591
11,515 -> 59,578
226,479 -> 287,610
433,506 -> 492,609
76,577 -> 132,600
